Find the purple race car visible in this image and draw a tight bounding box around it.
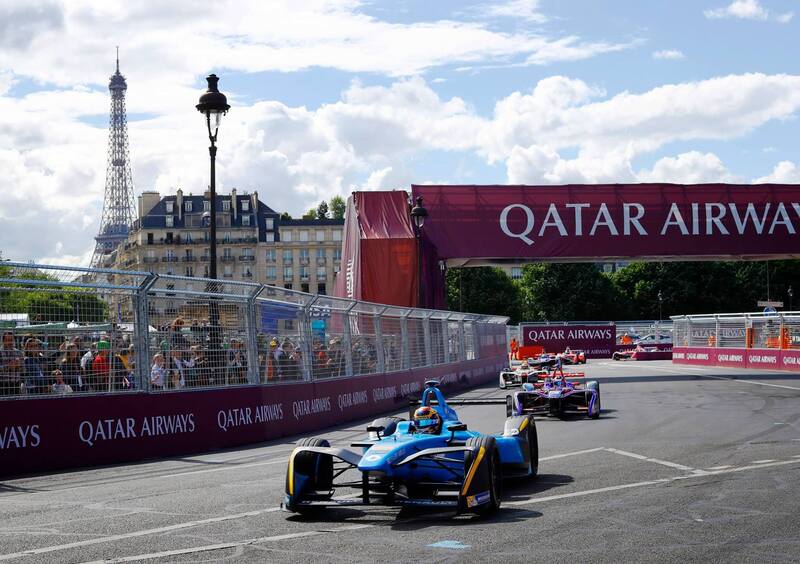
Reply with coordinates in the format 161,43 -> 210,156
505,377 -> 601,419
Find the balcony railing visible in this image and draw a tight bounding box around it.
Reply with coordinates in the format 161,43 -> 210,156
243,272 -> 253,278
299,257 -> 310,265
143,257 -> 158,264
317,258 -> 327,265
283,259 -> 293,265
239,256 -> 255,262
161,256 -> 178,262
221,256 -> 235,262
200,256 -> 210,262
222,272 -> 234,278
317,274 -> 327,282
181,256 -> 196,262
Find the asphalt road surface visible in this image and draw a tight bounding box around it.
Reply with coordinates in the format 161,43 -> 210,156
2,360 -> 800,563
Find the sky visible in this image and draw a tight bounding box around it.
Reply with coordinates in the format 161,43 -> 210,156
0,0 -> 798,265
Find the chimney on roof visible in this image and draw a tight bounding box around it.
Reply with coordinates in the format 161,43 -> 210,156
176,188 -> 183,221
251,191 -> 258,216
231,187 -> 237,219
138,191 -> 161,219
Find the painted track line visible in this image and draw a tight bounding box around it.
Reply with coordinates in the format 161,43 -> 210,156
619,363 -> 800,391
540,447 -> 606,461
80,524 -> 374,564
604,447 -> 698,472
506,458 -> 800,507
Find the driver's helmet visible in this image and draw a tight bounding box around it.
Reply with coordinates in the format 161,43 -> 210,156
522,382 -> 535,392
413,406 -> 442,434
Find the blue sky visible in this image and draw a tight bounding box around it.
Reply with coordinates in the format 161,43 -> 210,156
0,0 -> 798,264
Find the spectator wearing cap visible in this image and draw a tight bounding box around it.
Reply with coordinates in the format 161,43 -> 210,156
1,331 -> 23,396
92,340 -> 111,392
23,338 -> 47,394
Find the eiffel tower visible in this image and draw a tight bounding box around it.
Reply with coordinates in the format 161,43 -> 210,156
91,48 -> 136,267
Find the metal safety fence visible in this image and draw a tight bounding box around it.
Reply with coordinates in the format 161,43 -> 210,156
672,312 -> 800,349
0,262 -> 508,399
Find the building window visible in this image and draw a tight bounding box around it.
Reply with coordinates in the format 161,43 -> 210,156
222,200 -> 230,212
165,250 -> 175,260
333,249 -> 342,261
283,266 -> 293,279
266,218 -> 274,230
301,283 -> 309,293
242,214 -> 250,226
316,248 -> 325,260
282,230 -> 292,242
223,248 -> 232,260
166,201 -> 174,213
299,248 -> 310,263
147,233 -> 154,245
185,266 -> 194,277
316,230 -> 325,242
241,200 -> 249,211
284,283 -> 292,290
203,265 -> 209,277
223,265 -> 233,277
266,249 -> 276,262
333,230 -> 342,241
243,265 -> 253,278
300,266 -> 309,280
316,266 -> 326,280
185,201 -> 192,212
203,200 -> 210,212
243,247 -> 253,258
299,230 -> 309,242
165,215 -> 174,227
511,267 -> 523,280
317,283 -> 326,295
266,232 -> 275,242
283,249 -> 293,263
266,266 -> 277,279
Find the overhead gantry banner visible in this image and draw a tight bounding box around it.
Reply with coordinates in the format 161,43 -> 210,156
411,184 -> 800,264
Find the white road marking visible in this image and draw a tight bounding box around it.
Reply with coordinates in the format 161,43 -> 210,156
506,458 -> 800,507
697,374 -> 800,391
630,364 -> 800,391
81,524 -> 374,563
751,459 -> 777,464
158,457 -> 289,479
604,448 -> 698,472
705,465 -> 732,470
540,447 -> 606,461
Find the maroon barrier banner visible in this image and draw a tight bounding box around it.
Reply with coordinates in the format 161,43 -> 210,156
412,184 -> 800,261
520,324 -> 616,358
0,357 -> 505,478
673,347 -> 800,371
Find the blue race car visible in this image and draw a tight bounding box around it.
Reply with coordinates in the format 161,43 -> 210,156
507,377 -> 601,419
283,380 -> 538,516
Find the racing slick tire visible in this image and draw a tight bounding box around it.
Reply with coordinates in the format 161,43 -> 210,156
505,394 -> 514,417
461,436 -> 501,516
499,375 -> 507,390
525,417 -> 539,477
612,352 -> 622,361
368,416 -> 405,438
286,437 -> 333,514
586,381 -> 601,419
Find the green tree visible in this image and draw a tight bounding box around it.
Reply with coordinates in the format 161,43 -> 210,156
329,195 -> 346,219
518,263 -> 623,321
317,200 -> 329,219
302,208 -> 317,220
446,267 -> 522,323
279,212 -> 292,220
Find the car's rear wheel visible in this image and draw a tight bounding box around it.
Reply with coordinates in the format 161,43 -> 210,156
368,416 -> 404,438
586,381 -> 601,419
525,417 -> 539,477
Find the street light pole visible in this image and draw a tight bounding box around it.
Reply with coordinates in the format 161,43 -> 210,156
788,286 -> 794,311
657,290 -> 663,323
196,74 -> 230,379
410,196 -> 428,308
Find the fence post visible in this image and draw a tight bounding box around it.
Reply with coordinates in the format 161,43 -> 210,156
374,307 -> 386,374
133,273 -> 157,391
244,284 -> 262,384
342,302 -> 356,377
714,316 -> 720,348
458,321 -> 466,361
401,311 -> 410,370
301,296 -> 319,381
443,318 -> 451,364
422,313 -> 432,366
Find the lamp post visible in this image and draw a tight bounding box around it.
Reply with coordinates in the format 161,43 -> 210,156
410,196 -> 428,308
657,290 -> 663,323
788,286 -> 794,311
196,74 -> 230,377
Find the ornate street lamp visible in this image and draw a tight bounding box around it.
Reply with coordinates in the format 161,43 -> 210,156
410,196 -> 428,307
196,74 -> 229,379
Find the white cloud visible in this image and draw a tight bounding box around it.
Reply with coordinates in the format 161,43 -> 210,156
753,161 -> 800,183
479,0 -> 548,23
652,49 -> 685,60
637,151 -> 741,183
777,12 -> 794,23
705,0 -> 769,20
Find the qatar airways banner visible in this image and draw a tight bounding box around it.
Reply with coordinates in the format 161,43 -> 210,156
521,324 -> 616,358
411,184 -> 800,261
0,357 -> 504,478
673,347 -> 800,371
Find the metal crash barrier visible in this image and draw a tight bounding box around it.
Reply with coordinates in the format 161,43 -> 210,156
672,311 -> 800,371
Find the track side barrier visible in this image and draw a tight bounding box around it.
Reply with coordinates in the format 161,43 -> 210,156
672,346 -> 800,371
0,357 -> 504,478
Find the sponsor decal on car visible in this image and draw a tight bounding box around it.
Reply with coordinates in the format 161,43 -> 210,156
467,491 -> 491,507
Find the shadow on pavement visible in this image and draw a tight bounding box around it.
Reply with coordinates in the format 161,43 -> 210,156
503,473 -> 574,501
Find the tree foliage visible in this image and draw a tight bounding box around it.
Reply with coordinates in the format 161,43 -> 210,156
316,200 -> 329,219
329,195 -> 346,219
302,208 -> 317,220
445,267 -> 522,323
